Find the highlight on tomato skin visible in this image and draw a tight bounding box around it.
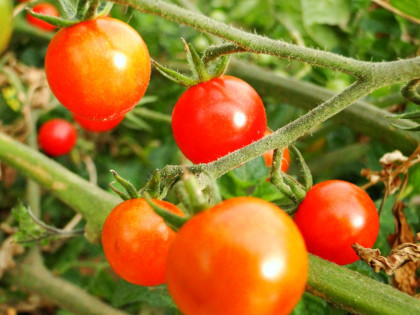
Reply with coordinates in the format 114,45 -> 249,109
293,180 -> 380,265
171,75 -> 267,164
45,17 -> 151,121
73,113 -> 124,132
37,118 -> 77,157
165,196 -> 308,315
26,3 -> 60,32
101,198 -> 184,287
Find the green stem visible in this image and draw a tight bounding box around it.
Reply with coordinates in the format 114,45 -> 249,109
202,43 -> 245,65
117,0 -> 420,80
401,79 -> 420,105
307,255 -> 420,315
0,132 -> 120,243
4,250 -> 128,315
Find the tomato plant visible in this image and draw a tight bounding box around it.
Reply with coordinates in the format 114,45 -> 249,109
166,197 -> 308,315
101,198 -> 184,286
73,113 -> 124,132
45,17 -> 151,120
37,118 -> 77,156
171,75 -> 267,164
26,3 -> 59,32
263,131 -> 290,172
293,180 -> 379,265
0,0 -> 12,54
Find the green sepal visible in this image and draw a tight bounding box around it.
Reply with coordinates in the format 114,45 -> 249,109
151,59 -> 197,87
141,169 -> 161,199
57,0 -> 76,19
110,170 -> 141,199
182,39 -> 211,83
143,193 -> 189,231
386,111 -> 420,120
109,182 -> 131,201
96,1 -> 113,17
390,123 -> 420,131
207,55 -> 230,79
183,173 -> 209,214
26,8 -> 78,28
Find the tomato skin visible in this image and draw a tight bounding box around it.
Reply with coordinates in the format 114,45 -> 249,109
0,0 -> 13,54
26,3 -> 59,32
101,198 -> 184,286
166,197 -> 308,315
38,119 -> 77,156
73,113 -> 124,132
293,180 -> 379,265
45,17 -> 150,120
171,75 -> 267,164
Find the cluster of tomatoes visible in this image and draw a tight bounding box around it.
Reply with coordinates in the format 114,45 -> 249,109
19,9 -> 381,314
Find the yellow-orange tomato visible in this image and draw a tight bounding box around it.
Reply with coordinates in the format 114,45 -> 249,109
166,197 -> 308,315
102,198 -> 184,286
73,113 -> 124,132
45,17 -> 150,120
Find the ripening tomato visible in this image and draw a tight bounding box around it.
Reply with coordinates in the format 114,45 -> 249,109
26,3 -> 59,32
102,198 -> 184,286
0,0 -> 12,54
294,180 -> 379,265
166,197 -> 308,315
171,75 -> 267,164
263,130 -> 290,172
73,113 -> 124,132
45,17 -> 151,120
38,119 -> 77,156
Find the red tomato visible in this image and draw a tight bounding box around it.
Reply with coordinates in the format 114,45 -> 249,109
73,113 -> 124,132
171,75 -> 267,164
26,3 -> 59,32
38,118 -> 77,156
45,17 -> 150,120
263,131 -> 290,172
166,197 -> 308,315
101,198 -> 184,286
293,180 -> 379,265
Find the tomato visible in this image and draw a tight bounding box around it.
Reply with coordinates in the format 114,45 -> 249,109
263,130 -> 290,172
171,75 -> 267,164
38,118 -> 77,156
293,180 -> 379,265
73,113 -> 124,132
101,198 -> 184,286
166,197 -> 308,315
45,17 -> 150,120
0,0 -> 13,54
26,3 -> 59,32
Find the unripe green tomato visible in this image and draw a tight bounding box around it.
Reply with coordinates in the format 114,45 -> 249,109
0,0 -> 13,54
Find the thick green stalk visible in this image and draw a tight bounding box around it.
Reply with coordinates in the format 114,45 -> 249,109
308,255 -> 420,315
118,0 -> 420,81
4,250 -> 128,315
0,132 -> 120,242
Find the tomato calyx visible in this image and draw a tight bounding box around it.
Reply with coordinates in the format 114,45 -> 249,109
25,0 -> 112,28
152,38 -> 230,87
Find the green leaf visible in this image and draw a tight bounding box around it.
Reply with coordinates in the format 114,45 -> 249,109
301,0 -> 351,27
390,0 -> 420,20
112,281 -> 176,309
12,202 -> 51,246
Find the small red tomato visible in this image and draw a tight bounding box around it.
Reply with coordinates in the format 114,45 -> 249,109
73,113 -> 124,132
171,75 -> 267,164
45,17 -> 150,120
166,197 -> 308,315
101,198 -> 184,286
294,180 -> 379,265
38,118 -> 77,156
26,3 -> 59,32
263,131 -> 290,172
